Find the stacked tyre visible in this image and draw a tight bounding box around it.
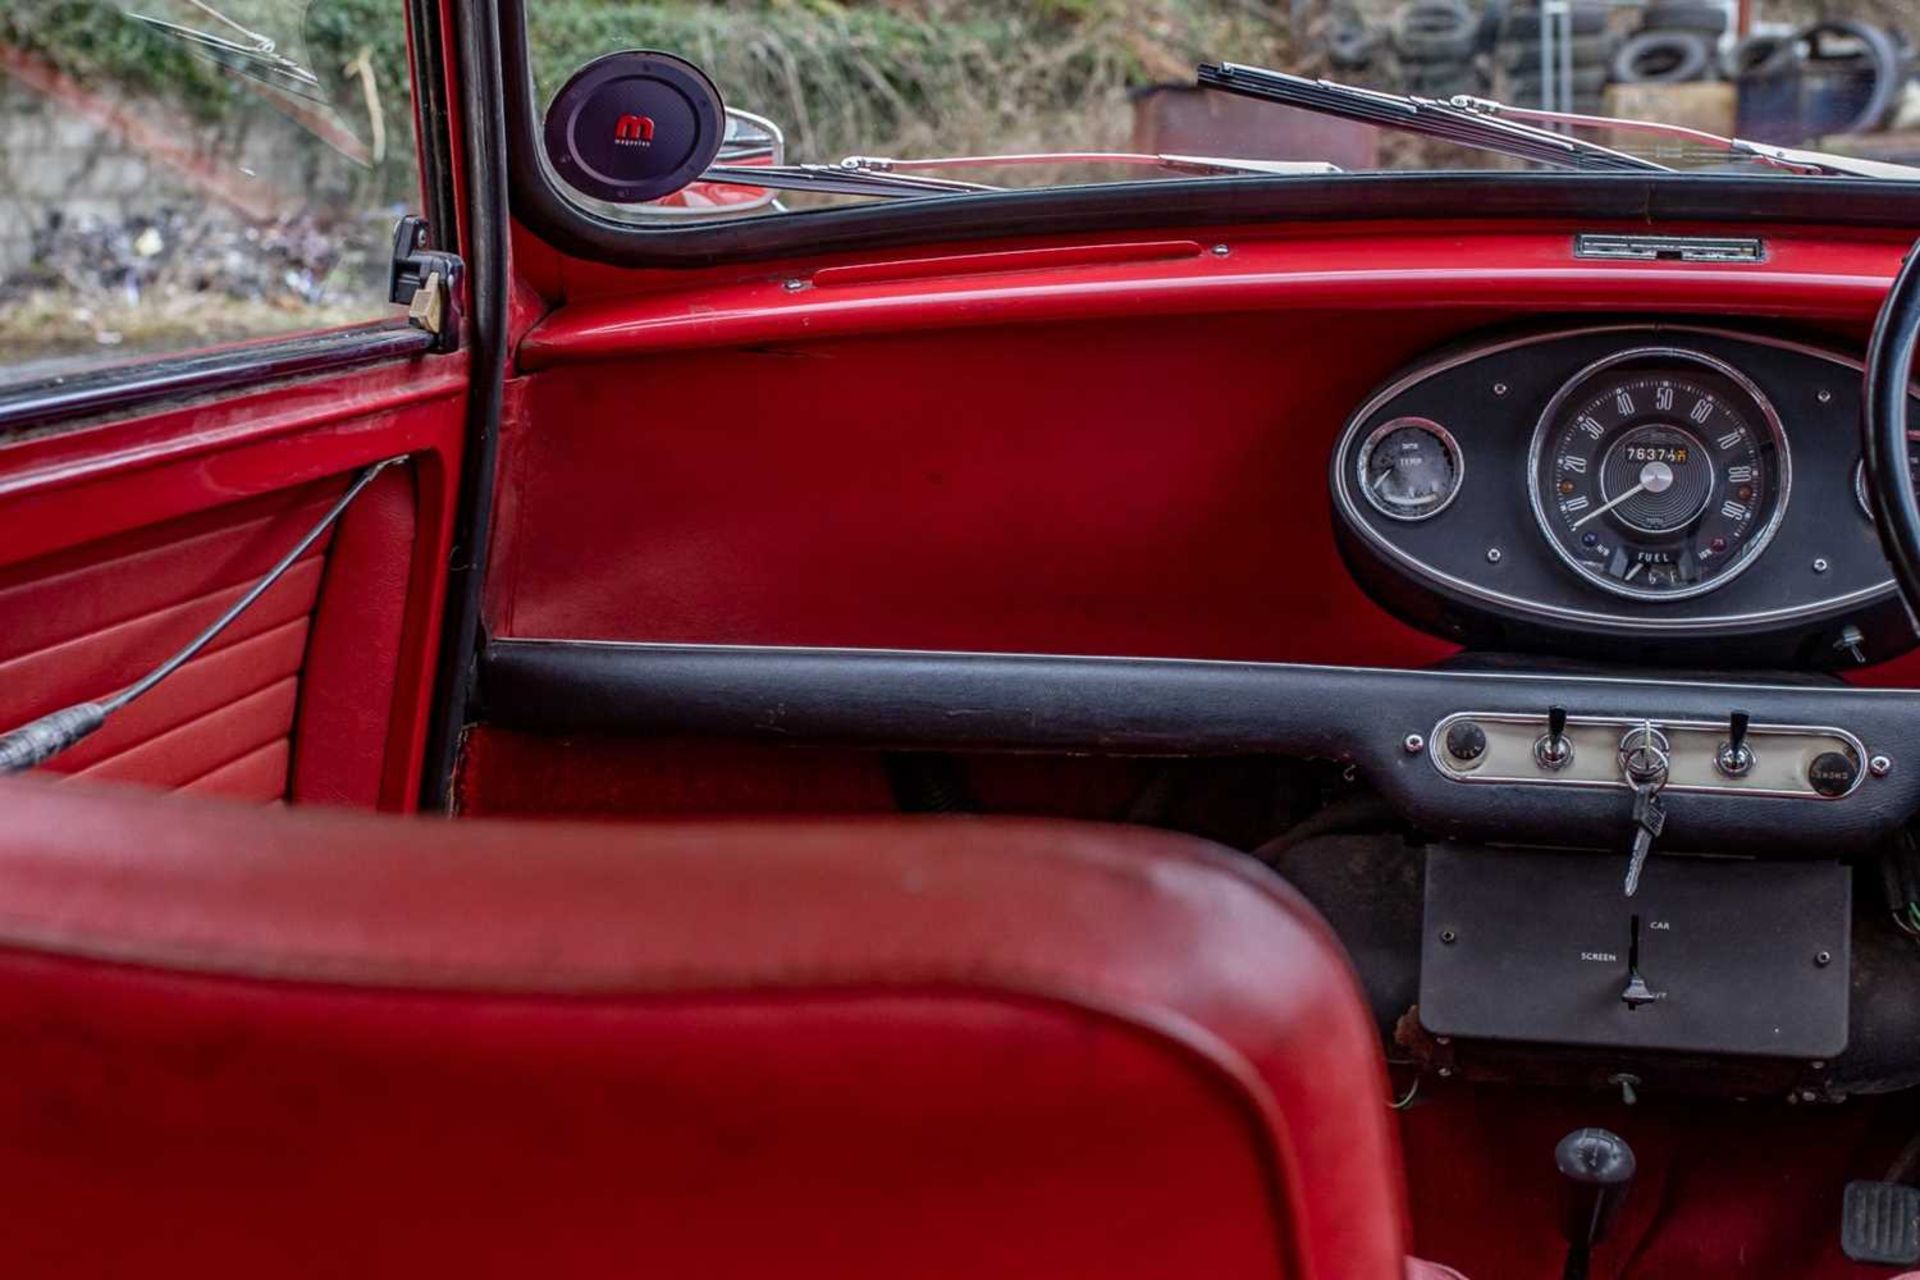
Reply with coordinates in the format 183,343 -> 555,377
1498,3 -> 1613,114
1393,0 -> 1486,100
1612,2 -> 1726,87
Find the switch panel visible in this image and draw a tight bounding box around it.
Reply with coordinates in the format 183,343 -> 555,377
1429,711 -> 1866,799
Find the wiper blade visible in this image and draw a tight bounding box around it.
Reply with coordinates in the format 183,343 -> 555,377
1197,63 -> 1667,173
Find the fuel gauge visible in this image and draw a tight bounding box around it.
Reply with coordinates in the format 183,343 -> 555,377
1357,417 -> 1463,522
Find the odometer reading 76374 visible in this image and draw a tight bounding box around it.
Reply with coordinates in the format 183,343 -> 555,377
1527,350 -> 1789,601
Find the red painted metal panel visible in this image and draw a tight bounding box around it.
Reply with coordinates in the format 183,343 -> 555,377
492,307 -> 1484,666
494,222 -> 1918,683
523,225 -> 1905,367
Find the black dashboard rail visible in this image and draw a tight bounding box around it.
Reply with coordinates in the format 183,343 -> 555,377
480,638 -> 1920,853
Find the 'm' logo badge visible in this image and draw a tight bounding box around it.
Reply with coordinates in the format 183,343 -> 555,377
613,114 -> 655,145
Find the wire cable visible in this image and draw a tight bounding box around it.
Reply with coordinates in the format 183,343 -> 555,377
0,458 -> 399,775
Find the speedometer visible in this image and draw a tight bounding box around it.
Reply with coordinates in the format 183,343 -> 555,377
1527,349 -> 1789,601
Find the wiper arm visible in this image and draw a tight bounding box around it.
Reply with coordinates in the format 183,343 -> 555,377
125,11 -> 322,96
700,150 -> 1336,201
1455,97 -> 1920,179
700,163 -> 1003,200
1197,63 -> 1667,173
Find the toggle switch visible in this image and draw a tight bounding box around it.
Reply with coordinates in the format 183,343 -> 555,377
1535,704 -> 1572,770
1715,709 -> 1753,778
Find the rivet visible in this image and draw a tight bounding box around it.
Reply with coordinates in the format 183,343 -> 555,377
1493,382 -> 1510,397
1818,388 -> 1833,404
1439,928 -> 1457,944
1437,1066 -> 1454,1078
1814,950 -> 1832,967
1812,558 -> 1829,574
1210,243 -> 1230,257
1486,547 -> 1503,564
1870,754 -> 1893,778
1404,733 -> 1426,755
1435,1036 -> 1451,1045
783,278 -> 808,292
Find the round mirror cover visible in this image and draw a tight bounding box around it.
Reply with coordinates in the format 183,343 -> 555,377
542,51 -> 725,204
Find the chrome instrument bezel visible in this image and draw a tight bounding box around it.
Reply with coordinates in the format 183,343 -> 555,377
1524,346 -> 1793,603
1329,324 -> 1888,633
1355,415 -> 1464,522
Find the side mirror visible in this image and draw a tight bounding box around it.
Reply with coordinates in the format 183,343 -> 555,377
642,108 -> 785,218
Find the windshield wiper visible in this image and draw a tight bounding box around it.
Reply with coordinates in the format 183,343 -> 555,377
1199,63 -> 1666,173
1197,62 -> 1920,180
1447,96 -> 1920,179
701,152 -> 1338,201
125,5 -> 323,99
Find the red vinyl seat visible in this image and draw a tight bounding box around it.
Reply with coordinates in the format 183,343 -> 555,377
0,777 -> 1431,1279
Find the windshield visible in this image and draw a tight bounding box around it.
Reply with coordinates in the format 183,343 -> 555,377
527,0 -> 1920,225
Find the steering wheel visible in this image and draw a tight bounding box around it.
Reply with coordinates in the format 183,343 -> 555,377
1865,244 -> 1920,612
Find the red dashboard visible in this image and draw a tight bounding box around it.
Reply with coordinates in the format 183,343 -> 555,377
492,218 -> 1920,684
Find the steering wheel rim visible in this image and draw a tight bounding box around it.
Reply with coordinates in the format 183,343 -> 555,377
1864,242 -> 1920,614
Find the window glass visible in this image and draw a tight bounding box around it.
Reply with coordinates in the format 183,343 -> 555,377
523,0 -> 1920,230
0,0 -> 419,387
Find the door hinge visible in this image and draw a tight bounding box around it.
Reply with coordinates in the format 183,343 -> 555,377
389,215 -> 465,353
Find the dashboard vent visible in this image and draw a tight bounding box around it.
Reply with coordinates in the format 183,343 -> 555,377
1574,234 -> 1766,264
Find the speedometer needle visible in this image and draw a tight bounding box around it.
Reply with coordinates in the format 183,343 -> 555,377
1569,460 -> 1675,530
1571,481 -> 1646,529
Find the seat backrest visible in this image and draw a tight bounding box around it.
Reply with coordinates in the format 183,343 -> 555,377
0,778 -> 1407,1280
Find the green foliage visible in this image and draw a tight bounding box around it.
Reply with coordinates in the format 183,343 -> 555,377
7,0 -> 1298,183
2,1 -> 242,114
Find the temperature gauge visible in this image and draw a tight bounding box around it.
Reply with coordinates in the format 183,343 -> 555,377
1357,417 -> 1463,522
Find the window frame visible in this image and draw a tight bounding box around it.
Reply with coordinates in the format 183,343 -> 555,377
499,0 -> 1920,270
0,0 -> 461,435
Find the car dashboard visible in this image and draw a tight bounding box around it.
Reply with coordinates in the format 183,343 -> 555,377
477,221 -> 1920,1099
1332,323 -> 1916,669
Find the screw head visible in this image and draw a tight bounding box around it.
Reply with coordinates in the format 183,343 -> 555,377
1493,382 -> 1509,397
1439,928 -> 1457,944
1870,754 -> 1893,778
1210,243 -> 1230,257
1814,949 -> 1832,967
1403,733 -> 1426,755
1818,388 -> 1833,404
1486,547 -> 1503,564
783,278 -> 808,292
1812,557 -> 1829,574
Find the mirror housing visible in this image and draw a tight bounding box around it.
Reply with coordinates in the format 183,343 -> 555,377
641,108 -> 785,218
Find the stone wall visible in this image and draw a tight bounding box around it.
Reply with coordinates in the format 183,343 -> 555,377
0,76 -> 369,280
